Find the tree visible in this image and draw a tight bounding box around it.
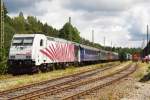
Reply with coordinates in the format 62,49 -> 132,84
72,27 -> 80,43
119,51 -> 127,62
42,23 -> 52,35
59,22 -> 80,43
13,12 -> 26,33
59,23 -> 70,39
27,16 -> 43,33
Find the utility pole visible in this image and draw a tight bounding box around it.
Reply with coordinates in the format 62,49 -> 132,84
147,25 -> 149,61
92,30 -> 94,43
69,17 -> 71,24
141,38 -> 145,49
0,0 -> 5,60
111,41 -> 112,47
69,17 -> 72,41
111,40 -> 112,51
104,37 -> 105,49
147,25 -> 149,47
141,38 -> 145,58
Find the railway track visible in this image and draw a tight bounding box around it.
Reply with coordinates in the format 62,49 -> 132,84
28,63 -> 136,100
61,63 -> 136,100
0,63 -> 120,100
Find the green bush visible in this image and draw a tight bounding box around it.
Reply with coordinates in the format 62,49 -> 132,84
0,60 -> 8,74
147,66 -> 150,73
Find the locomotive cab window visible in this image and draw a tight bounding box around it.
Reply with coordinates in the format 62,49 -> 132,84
12,37 -> 34,46
40,39 -> 43,46
23,37 -> 34,46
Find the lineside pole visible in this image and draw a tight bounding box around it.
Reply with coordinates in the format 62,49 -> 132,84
147,25 -> 149,62
92,30 -> 94,43
69,17 -> 72,41
0,0 -> 5,60
104,37 -> 105,50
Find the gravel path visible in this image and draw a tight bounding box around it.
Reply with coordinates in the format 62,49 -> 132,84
121,82 -> 150,100
80,62 -> 150,100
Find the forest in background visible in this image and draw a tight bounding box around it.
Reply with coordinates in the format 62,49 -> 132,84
0,4 -> 141,74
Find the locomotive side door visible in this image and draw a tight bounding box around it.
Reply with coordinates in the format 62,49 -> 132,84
35,35 -> 47,66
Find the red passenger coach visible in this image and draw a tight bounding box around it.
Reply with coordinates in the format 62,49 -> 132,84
107,52 -> 112,61
132,52 -> 140,62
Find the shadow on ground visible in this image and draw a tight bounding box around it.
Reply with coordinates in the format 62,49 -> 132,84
139,72 -> 150,82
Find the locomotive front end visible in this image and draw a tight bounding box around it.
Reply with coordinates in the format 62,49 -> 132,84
8,34 -> 36,74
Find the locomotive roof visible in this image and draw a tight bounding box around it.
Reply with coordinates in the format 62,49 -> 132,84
47,36 -> 99,51
13,34 -> 35,37
13,34 -> 45,38
47,36 -> 75,45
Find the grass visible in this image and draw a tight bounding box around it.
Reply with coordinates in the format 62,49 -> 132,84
133,62 -> 150,79
136,62 -> 150,82
0,62 -> 120,91
0,60 -> 7,74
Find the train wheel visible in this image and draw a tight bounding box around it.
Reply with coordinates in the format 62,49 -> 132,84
39,64 -> 47,72
52,64 -> 55,70
74,62 -> 78,67
35,66 -> 40,73
61,63 -> 66,69
47,64 -> 52,71
55,63 -> 61,69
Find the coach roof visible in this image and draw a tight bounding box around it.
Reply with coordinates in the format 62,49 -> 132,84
79,44 -> 99,51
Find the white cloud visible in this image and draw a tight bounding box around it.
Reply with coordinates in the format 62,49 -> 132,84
6,0 -> 150,48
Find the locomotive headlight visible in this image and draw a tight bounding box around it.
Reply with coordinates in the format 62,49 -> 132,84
26,56 -> 31,59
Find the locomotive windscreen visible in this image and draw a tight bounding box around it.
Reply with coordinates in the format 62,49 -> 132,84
12,37 -> 34,46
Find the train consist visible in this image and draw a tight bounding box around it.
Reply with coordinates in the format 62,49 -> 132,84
8,34 -> 119,74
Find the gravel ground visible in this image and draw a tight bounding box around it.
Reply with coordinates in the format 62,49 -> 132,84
121,82 -> 150,100
81,62 -> 150,100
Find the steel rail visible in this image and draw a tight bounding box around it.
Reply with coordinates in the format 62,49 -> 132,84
0,63 -> 119,99
0,63 -> 113,95
10,63 -> 131,100
62,64 -> 136,100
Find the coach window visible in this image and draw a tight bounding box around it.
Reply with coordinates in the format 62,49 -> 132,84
40,39 -> 43,46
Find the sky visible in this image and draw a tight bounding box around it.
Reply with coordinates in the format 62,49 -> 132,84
4,0 -> 150,48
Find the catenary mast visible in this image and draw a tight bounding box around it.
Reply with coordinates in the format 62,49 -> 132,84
0,0 -> 5,59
